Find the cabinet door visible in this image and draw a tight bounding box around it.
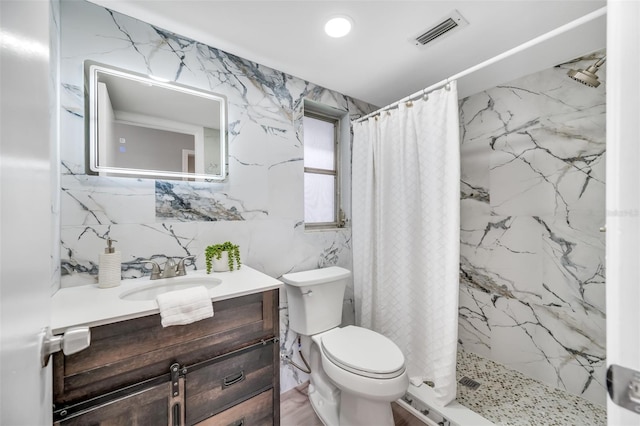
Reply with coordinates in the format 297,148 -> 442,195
55,381 -> 180,426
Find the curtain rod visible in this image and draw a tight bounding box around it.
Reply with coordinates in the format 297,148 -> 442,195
353,6 -> 606,124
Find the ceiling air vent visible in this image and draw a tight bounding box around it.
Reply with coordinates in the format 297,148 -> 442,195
414,10 -> 468,47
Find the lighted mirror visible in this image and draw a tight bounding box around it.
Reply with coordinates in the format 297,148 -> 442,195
85,61 -> 227,181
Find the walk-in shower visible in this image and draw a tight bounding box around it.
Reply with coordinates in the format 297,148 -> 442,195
398,49 -> 608,426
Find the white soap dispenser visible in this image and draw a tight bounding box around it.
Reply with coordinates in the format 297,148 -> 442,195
98,238 -> 121,288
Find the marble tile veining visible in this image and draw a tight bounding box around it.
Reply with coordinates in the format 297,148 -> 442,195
458,51 -> 606,406
58,0 -> 376,394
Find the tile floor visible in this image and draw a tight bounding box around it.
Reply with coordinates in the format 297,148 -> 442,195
455,350 -> 607,425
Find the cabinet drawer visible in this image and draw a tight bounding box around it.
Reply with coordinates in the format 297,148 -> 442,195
186,343 -> 275,425
54,290 -> 278,406
194,389 -> 273,426
55,381 -> 173,426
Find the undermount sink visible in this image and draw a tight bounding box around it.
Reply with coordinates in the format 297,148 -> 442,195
119,275 -> 222,302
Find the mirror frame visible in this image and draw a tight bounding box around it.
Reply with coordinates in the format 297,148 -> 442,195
85,61 -> 228,181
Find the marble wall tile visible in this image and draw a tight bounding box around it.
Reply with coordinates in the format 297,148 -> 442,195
61,174 -> 156,225
155,181 -> 256,222
539,214 -> 606,312
458,51 -> 606,406
61,222 -> 197,285
460,139 -> 490,207
490,298 -> 606,403
458,285 -> 493,358
58,0 -> 376,394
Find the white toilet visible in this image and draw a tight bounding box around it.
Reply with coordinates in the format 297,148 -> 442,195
282,266 -> 409,426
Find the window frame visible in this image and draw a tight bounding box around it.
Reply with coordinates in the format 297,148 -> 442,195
303,109 -> 343,230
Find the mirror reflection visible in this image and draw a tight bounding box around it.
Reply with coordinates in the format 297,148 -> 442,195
86,61 -> 227,181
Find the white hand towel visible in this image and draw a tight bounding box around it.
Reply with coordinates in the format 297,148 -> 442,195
156,285 -> 213,327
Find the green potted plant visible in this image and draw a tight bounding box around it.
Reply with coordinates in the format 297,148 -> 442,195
205,242 -> 241,273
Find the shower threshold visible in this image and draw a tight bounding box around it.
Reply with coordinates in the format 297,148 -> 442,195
399,384 -> 494,426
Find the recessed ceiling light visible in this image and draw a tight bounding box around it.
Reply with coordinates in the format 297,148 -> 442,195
324,16 -> 352,38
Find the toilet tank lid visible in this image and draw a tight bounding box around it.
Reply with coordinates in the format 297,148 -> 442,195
281,266 -> 351,287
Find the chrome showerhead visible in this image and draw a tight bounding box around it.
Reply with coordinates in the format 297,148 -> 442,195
567,56 -> 606,88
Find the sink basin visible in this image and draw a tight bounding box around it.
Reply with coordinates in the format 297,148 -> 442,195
119,276 -> 222,302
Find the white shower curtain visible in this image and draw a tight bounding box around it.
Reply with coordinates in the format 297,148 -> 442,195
352,81 -> 460,405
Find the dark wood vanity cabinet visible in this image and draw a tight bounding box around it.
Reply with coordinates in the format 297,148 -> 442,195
53,290 -> 280,426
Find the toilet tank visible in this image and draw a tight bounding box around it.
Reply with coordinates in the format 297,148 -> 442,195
281,266 -> 351,335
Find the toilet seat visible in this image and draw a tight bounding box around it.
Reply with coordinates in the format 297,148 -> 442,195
320,326 -> 405,379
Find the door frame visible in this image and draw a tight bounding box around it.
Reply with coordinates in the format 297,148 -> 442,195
0,0 -> 56,424
605,0 -> 640,424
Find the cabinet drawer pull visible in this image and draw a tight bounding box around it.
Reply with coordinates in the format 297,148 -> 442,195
227,418 -> 245,426
222,370 -> 245,388
227,417 -> 244,426
172,403 -> 181,426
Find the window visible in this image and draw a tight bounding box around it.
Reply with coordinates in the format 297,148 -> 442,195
303,109 -> 343,229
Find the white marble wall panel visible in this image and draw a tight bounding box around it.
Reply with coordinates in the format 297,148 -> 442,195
539,215 -> 606,311
58,0 -> 376,393
459,51 -> 606,406
458,284 -> 493,358
460,141 -> 490,207
62,174 -> 156,225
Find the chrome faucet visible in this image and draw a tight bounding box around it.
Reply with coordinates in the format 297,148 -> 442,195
162,258 -> 178,278
176,256 -> 194,276
143,256 -> 195,280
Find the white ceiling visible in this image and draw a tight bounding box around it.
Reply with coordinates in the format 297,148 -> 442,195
88,1 -> 606,107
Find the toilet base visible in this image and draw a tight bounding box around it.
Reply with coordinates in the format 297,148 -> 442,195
339,391 -> 394,426
308,382 -> 340,426
309,384 -> 395,426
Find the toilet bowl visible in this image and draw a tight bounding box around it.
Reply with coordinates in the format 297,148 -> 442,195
319,326 -> 408,399
282,267 -> 409,426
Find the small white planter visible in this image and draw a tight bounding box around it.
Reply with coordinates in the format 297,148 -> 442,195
210,251 -> 230,272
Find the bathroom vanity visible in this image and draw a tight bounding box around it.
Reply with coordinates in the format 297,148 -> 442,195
51,266 -> 282,425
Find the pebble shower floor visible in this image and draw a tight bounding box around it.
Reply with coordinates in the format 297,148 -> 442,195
456,350 -> 606,425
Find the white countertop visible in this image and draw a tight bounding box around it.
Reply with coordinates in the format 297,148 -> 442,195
51,266 -> 282,333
